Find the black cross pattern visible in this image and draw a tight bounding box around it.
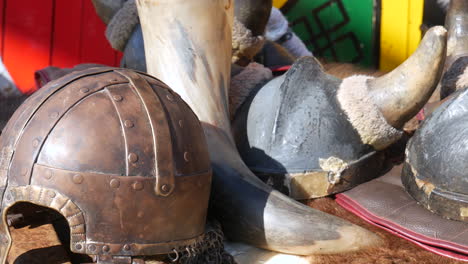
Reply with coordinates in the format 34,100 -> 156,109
284,0 -> 365,63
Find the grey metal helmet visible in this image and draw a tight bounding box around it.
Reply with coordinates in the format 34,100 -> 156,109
402,87 -> 468,222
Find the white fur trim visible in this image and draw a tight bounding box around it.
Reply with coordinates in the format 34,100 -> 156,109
266,8 -> 289,42
337,75 -> 403,150
229,63 -> 273,120
232,18 -> 266,63
105,0 -> 139,51
456,65 -> 468,89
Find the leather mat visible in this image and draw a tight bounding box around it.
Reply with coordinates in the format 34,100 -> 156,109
334,165 -> 468,262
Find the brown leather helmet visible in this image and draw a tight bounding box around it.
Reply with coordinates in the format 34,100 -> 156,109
0,67 -> 212,263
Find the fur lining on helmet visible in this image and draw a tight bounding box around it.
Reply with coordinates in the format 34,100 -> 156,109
337,75 -> 403,150
232,18 -> 266,63
229,63 -> 273,120
105,0 -> 139,52
456,65 -> 468,89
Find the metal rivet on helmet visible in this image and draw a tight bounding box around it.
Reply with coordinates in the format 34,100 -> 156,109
88,244 -> 97,252
72,174 -> 84,184
102,245 -> 110,252
132,181 -> 143,191
110,179 -> 120,189
49,112 -> 59,119
124,120 -> 134,128
80,87 -> 90,93
32,139 -> 40,148
44,170 -> 53,179
113,95 -> 123,102
128,153 -> 138,163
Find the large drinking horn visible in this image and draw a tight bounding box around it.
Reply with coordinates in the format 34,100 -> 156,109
136,0 -> 382,255
232,27 -> 447,199
440,0 -> 468,98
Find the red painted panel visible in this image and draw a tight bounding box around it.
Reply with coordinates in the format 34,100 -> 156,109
0,0 -> 6,56
51,0 -> 83,68
80,0 -> 115,65
115,50 -> 123,67
3,0 -> 54,94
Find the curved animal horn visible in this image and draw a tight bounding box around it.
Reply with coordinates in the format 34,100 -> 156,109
136,0 -> 382,255
446,0 -> 468,65
367,26 -> 447,129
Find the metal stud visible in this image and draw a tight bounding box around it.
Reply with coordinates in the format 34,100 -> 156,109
75,244 -> 83,250
49,112 -> 59,118
44,170 -> 53,180
88,244 -> 97,252
123,244 -> 131,251
32,139 -> 40,148
166,94 -> 174,101
161,184 -> 170,193
184,152 -> 189,162
72,174 -> 84,184
102,245 -> 110,252
113,95 -> 123,102
124,120 -> 134,128
132,181 -> 143,191
110,179 -> 120,189
48,190 -> 56,198
128,153 -> 139,163
80,87 -> 90,93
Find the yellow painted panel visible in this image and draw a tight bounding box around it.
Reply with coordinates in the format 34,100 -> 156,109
380,0 -> 424,71
273,0 -> 288,9
380,0 -> 409,71
407,0 -> 424,56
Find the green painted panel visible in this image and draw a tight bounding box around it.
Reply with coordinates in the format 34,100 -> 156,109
281,0 -> 377,67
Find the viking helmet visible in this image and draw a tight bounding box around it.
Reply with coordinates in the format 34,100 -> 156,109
232,26 -> 447,199
0,68 -> 212,263
402,80 -> 468,223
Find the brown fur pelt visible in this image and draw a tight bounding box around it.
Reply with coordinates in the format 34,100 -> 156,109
304,197 -> 465,264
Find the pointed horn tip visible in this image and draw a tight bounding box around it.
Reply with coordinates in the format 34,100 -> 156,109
427,26 -> 447,38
